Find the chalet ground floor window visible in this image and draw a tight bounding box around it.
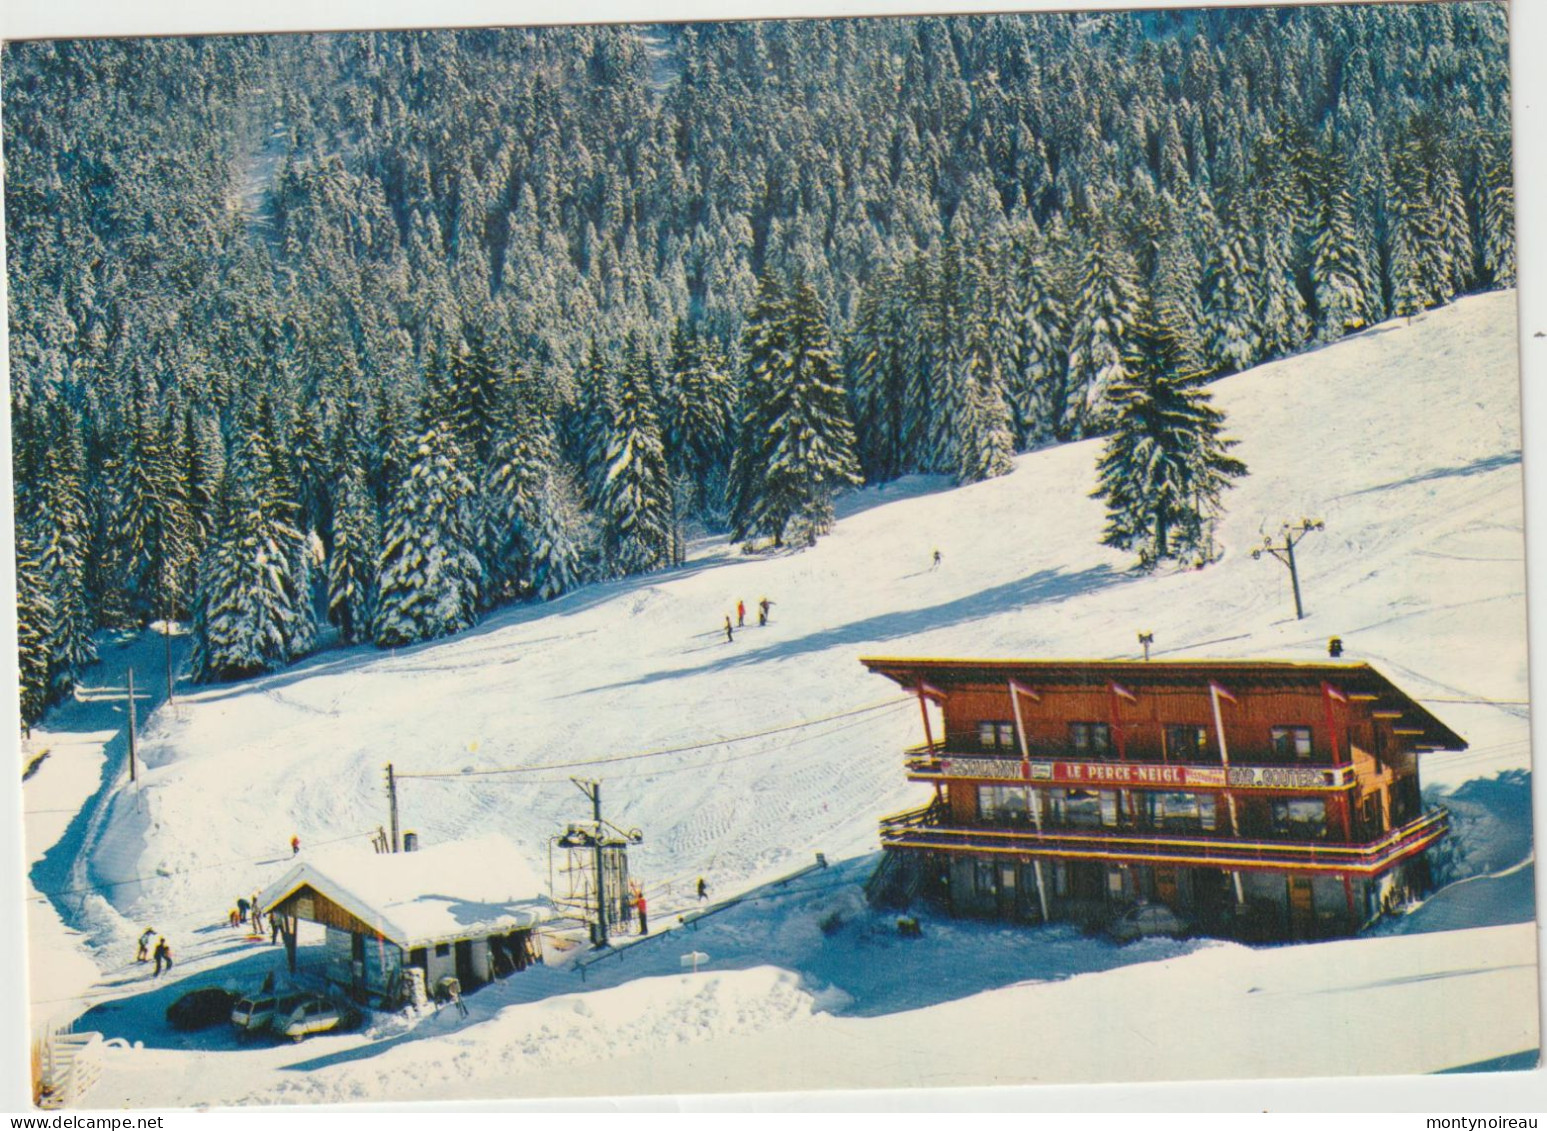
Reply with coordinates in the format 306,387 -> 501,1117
1044,788 -> 1118,829
1140,791 -> 1218,832
978,784 -> 1033,825
1271,797 -> 1327,839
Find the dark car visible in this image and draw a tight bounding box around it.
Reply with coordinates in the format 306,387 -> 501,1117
1107,901 -> 1192,943
166,987 -> 239,1031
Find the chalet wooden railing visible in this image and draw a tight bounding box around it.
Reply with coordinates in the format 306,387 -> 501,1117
878,806 -> 1448,875
903,750 -> 1359,791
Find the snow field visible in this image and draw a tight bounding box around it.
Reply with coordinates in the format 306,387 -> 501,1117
21,290 -> 1537,1105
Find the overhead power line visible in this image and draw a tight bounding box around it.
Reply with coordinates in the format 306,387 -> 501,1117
395,694 -> 916,780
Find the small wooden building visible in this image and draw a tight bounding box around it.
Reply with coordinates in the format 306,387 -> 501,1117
862,657 -> 1463,941
258,835 -> 550,1008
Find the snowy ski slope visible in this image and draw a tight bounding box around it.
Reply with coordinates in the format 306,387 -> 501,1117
20,289 -> 1537,1105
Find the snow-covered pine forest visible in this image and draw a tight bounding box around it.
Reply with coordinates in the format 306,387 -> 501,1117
5,6 -> 1515,719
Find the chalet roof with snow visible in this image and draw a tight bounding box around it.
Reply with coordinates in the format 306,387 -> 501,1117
257,834 -> 551,949
859,657 -> 1468,751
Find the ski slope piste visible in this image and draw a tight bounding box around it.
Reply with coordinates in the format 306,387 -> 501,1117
21,289 -> 1535,1105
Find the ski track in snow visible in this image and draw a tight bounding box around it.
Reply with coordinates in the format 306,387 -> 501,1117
22,291 -> 1539,1105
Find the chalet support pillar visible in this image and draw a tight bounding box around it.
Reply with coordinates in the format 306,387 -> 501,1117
1208,683 -> 1246,909
283,914 -> 298,974
1007,679 -> 1049,925
915,685 -> 935,749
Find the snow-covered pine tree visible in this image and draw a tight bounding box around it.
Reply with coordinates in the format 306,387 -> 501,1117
110,380 -> 194,625
373,415 -> 483,647
597,336 -> 673,576
1309,162 -> 1374,342
1006,222 -> 1069,449
190,433 -> 319,681
1479,133 -> 1516,288
33,395 -> 98,693
15,528 -> 55,728
1064,226 -> 1142,437
729,274 -> 861,546
662,321 -> 736,513
846,265 -> 918,481
479,394 -> 557,603
933,240 -> 1015,483
327,459 -> 381,645
1092,298 -> 1248,568
1388,113 -> 1473,316
569,340 -> 617,508
1200,210 -> 1262,376
528,462 -> 594,600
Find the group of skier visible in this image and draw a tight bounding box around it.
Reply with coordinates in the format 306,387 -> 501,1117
135,927 -> 174,976
722,597 -> 775,642
229,892 -> 266,933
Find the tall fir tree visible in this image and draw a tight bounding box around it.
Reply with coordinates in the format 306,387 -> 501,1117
1092,300 -> 1248,567
598,336 -> 674,575
190,433 -> 319,681
729,275 -> 861,545
374,416 -> 484,647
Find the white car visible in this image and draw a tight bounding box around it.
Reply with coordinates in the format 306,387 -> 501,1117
1107,901 -> 1192,943
272,995 -> 358,1043
230,992 -> 305,1038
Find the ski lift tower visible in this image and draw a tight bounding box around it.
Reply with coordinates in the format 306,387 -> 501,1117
555,779 -> 643,947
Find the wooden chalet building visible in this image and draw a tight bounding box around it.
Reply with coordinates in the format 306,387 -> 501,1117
258,834 -> 550,1007
861,657 -> 1462,940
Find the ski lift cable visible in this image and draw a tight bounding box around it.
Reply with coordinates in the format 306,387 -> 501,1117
395,694 -> 917,779
27,828 -> 379,903
412,702 -> 915,786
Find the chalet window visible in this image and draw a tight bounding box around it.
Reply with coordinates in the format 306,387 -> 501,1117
974,859 -> 998,895
1165,726 -> 1210,763
1270,726 -> 1314,760
1049,788 -> 1111,829
1271,798 -> 1327,839
435,943 -> 451,957
1149,791 -> 1218,832
978,785 -> 1031,825
1069,722 -> 1111,757
977,720 -> 1017,750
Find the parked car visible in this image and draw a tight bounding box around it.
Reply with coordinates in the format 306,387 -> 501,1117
272,994 -> 360,1043
1107,901 -> 1192,943
166,987 -> 238,1031
230,992 -> 306,1038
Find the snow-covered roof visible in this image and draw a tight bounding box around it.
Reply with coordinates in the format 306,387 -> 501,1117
257,834 -> 551,949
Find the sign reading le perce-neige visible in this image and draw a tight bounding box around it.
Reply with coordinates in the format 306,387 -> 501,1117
936,757 -> 1345,790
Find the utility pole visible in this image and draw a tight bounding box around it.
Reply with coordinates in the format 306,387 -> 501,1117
126,667 -> 138,784
386,763 -> 400,852
572,779 -> 609,947
1252,518 -> 1324,620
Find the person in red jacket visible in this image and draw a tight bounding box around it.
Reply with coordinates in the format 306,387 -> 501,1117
635,892 -> 649,936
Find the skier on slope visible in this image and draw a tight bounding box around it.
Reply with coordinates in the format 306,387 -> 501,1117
152,937 -> 173,977
237,896 -> 250,924
724,616 -> 734,643
736,600 -> 746,627
290,834 -> 300,856
136,927 -> 156,963
758,597 -> 773,626
697,877 -> 708,902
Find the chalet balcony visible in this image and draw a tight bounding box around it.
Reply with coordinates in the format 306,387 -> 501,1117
903,746 -> 1358,792
877,802 -> 1448,876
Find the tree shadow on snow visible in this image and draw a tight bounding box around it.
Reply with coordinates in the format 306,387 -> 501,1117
572,563 -> 1124,697
1333,450 -> 1521,500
